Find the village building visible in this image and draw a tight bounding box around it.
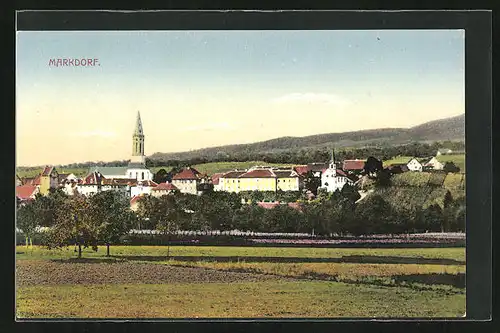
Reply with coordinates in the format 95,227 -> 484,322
320,150 -> 355,192
387,163 -> 409,174
171,167 -> 206,195
238,167 -> 277,192
130,195 -> 142,212
130,179 -> 158,197
406,158 -> 423,172
211,173 -> 224,192
218,170 -> 246,193
16,185 -> 39,204
274,169 -> 301,191
37,166 -> 59,195
420,156 -> 444,171
342,159 -> 365,175
151,182 -> 179,197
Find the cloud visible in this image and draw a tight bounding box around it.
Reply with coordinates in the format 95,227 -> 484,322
71,130 -> 117,138
271,93 -> 351,107
182,122 -> 237,132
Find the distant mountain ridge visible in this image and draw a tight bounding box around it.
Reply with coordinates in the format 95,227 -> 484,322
149,114 -> 464,161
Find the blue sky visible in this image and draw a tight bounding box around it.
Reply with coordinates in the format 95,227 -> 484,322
16,30 -> 464,166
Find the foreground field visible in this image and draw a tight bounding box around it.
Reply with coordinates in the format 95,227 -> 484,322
16,245 -> 465,318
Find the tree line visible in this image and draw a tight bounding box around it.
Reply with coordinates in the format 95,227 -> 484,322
17,183 -> 465,257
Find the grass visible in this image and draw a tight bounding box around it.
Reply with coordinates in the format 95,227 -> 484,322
16,167 -> 89,179
436,154 -> 466,172
15,245 -> 466,318
16,245 -> 466,262
17,281 -> 465,318
151,161 -> 294,175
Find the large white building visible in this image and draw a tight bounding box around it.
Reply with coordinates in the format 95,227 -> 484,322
320,149 -> 355,193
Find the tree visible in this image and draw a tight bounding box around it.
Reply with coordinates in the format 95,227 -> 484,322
442,190 -> 454,232
155,195 -> 185,257
47,195 -> 98,258
443,162 -> 460,173
375,168 -> 392,187
153,168 -> 169,184
16,201 -> 39,248
89,191 -> 136,257
363,156 -> 383,177
352,194 -> 394,235
422,204 -> 443,232
302,170 -> 321,195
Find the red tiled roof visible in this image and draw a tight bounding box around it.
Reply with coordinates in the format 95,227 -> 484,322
239,169 -> 275,178
274,170 -> 298,178
152,182 -> 178,191
172,167 -> 202,180
136,180 -> 158,187
82,172 -> 104,185
41,166 -> 54,176
293,165 -> 309,175
343,160 -> 365,171
16,185 -> 38,200
130,196 -> 143,205
211,173 -> 223,185
221,171 -> 246,179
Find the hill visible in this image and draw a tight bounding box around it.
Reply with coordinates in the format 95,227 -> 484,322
150,114 -> 465,161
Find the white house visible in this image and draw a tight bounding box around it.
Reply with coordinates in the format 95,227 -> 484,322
421,157 -> 444,171
171,167 -> 205,195
130,180 -> 158,197
211,173 -> 224,192
436,148 -> 453,156
406,158 -> 423,172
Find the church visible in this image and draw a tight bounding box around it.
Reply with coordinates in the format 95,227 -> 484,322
91,111 -> 153,182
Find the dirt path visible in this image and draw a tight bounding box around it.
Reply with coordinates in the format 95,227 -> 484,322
16,260 -> 289,286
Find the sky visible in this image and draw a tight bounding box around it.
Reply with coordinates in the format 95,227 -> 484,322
16,30 -> 465,166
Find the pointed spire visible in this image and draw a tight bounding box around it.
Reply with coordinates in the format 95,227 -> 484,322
134,111 -> 144,136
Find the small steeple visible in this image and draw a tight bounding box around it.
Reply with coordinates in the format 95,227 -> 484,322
134,111 -> 144,137
329,147 -> 336,169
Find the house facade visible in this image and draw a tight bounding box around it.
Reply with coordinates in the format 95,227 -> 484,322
420,157 -> 444,171
274,169 -> 300,191
130,179 -> 158,197
38,166 -> 59,195
406,158 -> 423,172
171,167 -> 205,195
151,182 -> 179,197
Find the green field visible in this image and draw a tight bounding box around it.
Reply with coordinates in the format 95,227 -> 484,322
383,154 -> 465,172
16,245 -> 465,318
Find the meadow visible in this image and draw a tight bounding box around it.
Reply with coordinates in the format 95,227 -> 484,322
383,154 -> 465,172
16,245 -> 466,319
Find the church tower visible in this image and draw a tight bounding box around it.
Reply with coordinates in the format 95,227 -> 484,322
130,111 -> 145,166
329,147 -> 336,173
